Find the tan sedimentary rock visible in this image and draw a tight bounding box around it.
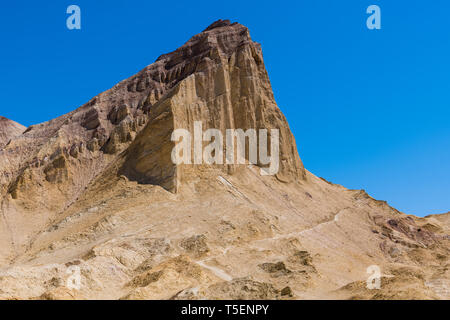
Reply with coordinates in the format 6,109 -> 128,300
120,20 -> 305,191
0,20 -> 448,300
0,116 -> 26,148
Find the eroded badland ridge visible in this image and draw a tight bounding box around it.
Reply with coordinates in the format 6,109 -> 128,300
0,20 -> 448,300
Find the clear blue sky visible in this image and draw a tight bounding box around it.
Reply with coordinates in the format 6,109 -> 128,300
1,1 -> 449,216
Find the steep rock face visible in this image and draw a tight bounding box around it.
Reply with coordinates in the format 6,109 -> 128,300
0,21 -> 447,300
0,116 -> 26,148
120,20 -> 305,191
0,20 -> 304,262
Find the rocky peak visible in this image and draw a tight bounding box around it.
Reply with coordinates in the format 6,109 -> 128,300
156,19 -> 252,64
203,19 -> 234,31
120,20 -> 305,190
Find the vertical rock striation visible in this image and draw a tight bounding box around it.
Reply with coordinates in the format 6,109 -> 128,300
120,20 -> 305,191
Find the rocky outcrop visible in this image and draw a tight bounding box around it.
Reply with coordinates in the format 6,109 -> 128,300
0,19 -> 306,267
120,20 -> 305,191
0,20 -> 304,207
0,20 -> 447,301
0,116 -> 26,148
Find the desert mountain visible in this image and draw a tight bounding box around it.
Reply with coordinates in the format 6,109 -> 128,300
0,116 -> 26,148
0,20 -> 448,300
